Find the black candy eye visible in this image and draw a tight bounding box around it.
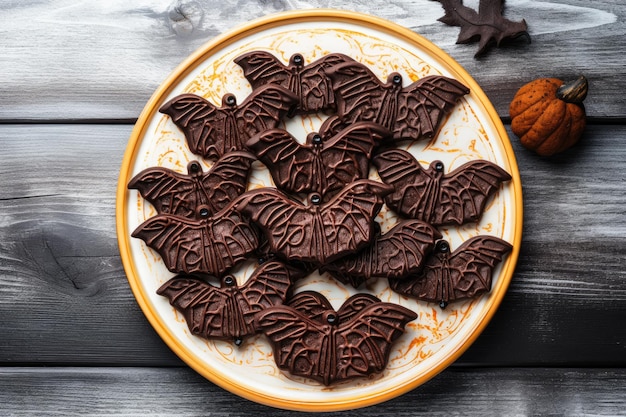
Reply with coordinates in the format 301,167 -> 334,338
326,313 -> 337,324
436,240 -> 450,253
439,300 -> 448,309
224,276 -> 235,286
312,134 -> 322,145
292,54 -> 303,65
226,95 -> 236,105
435,161 -> 445,172
189,162 -> 200,173
198,207 -> 210,218
234,337 -> 243,346
310,194 -> 321,205
392,74 -> 402,85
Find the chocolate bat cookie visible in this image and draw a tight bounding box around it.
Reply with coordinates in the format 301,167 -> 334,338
131,202 -> 259,278
389,236 -> 513,308
246,122 -> 389,199
160,85 -> 297,159
128,151 -> 256,218
234,180 -> 392,265
373,148 -> 511,226
320,61 -> 469,142
255,291 -> 417,385
234,51 -> 354,114
157,260 -> 302,345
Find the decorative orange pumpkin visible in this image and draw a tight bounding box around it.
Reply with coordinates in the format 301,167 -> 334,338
509,76 -> 588,156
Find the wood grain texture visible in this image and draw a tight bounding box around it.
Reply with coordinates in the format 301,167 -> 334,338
0,367 -> 624,416
0,124 -> 177,365
0,0 -> 624,120
0,124 -> 624,366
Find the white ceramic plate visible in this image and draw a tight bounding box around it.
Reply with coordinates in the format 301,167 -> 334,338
117,9 -> 523,411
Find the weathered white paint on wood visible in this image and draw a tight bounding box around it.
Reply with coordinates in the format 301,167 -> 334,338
0,367 -> 624,416
0,0 -> 624,120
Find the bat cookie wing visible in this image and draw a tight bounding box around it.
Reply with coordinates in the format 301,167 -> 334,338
128,165 -> 198,217
157,275 -> 231,338
334,301 -> 417,382
233,85 -> 298,146
246,128 -> 316,195
287,291 -> 335,322
435,160 -> 512,225
394,75 -> 469,141
255,306 -> 330,384
198,151 -> 257,212
234,51 -> 292,90
159,93 -> 225,159
325,61 -> 389,130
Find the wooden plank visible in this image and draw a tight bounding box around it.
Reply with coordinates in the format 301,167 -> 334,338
0,0 -> 623,121
0,124 -> 181,365
0,366 -> 624,415
464,122 -> 626,365
0,123 -> 624,366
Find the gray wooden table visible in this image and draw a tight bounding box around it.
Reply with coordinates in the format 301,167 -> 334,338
1,0 -> 625,415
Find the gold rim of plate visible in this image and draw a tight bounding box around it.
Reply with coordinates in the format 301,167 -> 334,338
116,9 -> 523,412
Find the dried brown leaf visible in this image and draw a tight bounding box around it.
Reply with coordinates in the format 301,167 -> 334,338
435,0 -> 530,57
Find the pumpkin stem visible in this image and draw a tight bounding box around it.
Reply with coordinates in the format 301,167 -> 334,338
556,75 -> 588,104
